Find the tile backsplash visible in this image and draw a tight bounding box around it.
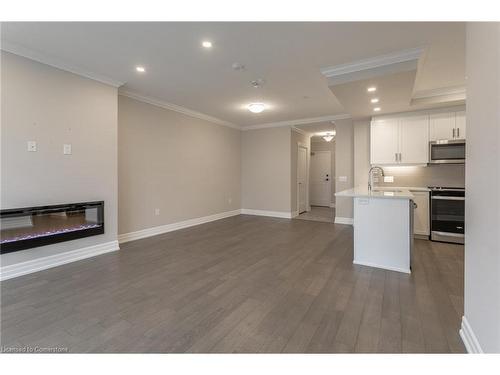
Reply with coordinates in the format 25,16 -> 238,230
378,164 -> 465,188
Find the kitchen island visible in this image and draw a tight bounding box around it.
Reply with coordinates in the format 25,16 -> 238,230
335,187 -> 415,274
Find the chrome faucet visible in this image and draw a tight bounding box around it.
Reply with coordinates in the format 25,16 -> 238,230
368,166 -> 385,191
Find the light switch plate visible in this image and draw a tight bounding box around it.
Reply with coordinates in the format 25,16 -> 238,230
63,144 -> 72,155
154,208 -> 160,216
384,176 -> 394,183
27,141 -> 37,152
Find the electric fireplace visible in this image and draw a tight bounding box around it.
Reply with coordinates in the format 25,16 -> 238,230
0,201 -> 104,254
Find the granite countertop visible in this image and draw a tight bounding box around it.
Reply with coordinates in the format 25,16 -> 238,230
335,186 -> 414,199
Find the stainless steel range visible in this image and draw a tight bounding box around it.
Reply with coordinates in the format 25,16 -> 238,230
429,187 -> 465,244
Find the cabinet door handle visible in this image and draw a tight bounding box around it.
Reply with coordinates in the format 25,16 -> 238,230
453,128 -> 456,138
399,153 -> 402,162
395,153 -> 398,162
457,128 -> 460,138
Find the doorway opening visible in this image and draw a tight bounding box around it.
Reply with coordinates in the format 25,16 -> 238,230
295,136 -> 335,223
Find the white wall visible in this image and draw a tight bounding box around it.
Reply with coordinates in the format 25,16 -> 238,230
241,127 -> 292,214
118,95 -> 241,234
1,52 -> 118,266
291,129 -> 311,213
334,119 -> 354,219
462,22 -> 500,353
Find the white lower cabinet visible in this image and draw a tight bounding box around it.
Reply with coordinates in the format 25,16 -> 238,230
411,191 -> 430,236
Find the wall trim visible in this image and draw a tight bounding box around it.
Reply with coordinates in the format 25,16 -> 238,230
118,210 -> 241,244
353,260 -> 411,274
334,216 -> 354,225
119,90 -> 240,130
240,209 -> 292,219
320,47 -> 425,78
242,114 -> 351,131
0,240 -> 120,281
1,42 -> 124,88
292,210 -> 300,218
459,316 -> 484,353
412,85 -> 466,100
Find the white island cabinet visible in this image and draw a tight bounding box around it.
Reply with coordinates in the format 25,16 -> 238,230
335,187 -> 415,274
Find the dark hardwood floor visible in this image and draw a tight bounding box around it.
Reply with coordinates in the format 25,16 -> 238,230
0,215 -> 465,353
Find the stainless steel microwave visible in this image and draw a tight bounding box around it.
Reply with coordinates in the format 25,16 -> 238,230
429,140 -> 466,164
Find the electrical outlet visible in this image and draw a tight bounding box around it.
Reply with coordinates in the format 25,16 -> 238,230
27,141 -> 37,152
63,144 -> 72,155
154,208 -> 160,216
384,176 -> 394,183
339,176 -> 348,182
228,197 -> 232,204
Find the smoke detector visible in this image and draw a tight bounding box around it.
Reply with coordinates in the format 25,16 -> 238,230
232,63 -> 246,71
250,78 -> 266,88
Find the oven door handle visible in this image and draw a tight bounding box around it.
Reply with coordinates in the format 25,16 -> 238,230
431,196 -> 465,201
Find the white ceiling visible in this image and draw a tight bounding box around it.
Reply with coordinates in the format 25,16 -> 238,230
1,22 -> 465,127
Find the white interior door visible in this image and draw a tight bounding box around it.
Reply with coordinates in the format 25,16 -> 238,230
297,146 -> 308,214
310,151 -> 331,207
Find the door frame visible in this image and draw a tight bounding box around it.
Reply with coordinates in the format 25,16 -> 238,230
296,142 -> 310,215
309,150 -> 332,207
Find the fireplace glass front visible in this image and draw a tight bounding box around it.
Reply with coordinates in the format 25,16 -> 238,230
1,201 -> 104,254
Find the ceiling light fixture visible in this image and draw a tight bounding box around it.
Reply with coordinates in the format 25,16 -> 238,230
319,130 -> 336,142
247,103 -> 266,114
202,41 -> 213,48
323,134 -> 334,142
135,66 -> 146,73
367,86 -> 377,92
371,98 -> 379,103
373,107 -> 381,112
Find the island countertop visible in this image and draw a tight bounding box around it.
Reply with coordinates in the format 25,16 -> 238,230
335,186 -> 414,200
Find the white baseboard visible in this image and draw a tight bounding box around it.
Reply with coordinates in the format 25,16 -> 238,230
292,210 -> 300,218
240,209 -> 292,219
118,209 -> 241,244
334,216 -> 354,225
353,260 -> 411,274
460,316 -> 484,353
0,240 -> 120,281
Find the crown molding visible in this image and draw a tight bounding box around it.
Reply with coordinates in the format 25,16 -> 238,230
320,47 -> 425,79
412,85 -> 466,99
1,41 -> 125,88
291,126 -> 309,136
119,90 -> 241,130
242,114 -> 351,131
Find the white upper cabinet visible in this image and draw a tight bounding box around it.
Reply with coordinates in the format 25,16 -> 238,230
399,115 -> 429,164
455,110 -> 466,139
430,110 -> 466,141
430,112 -> 456,140
371,115 -> 429,165
370,118 -> 399,165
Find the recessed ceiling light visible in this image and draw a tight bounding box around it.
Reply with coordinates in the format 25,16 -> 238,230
202,41 -> 213,48
367,86 -> 377,92
371,98 -> 379,103
373,107 -> 381,112
247,103 -> 266,114
135,66 -> 146,73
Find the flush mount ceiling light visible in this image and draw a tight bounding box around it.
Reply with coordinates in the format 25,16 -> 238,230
373,107 -> 381,112
367,86 -> 377,92
202,40 -> 213,48
323,134 -> 334,142
319,130 -> 336,142
247,103 -> 266,114
135,66 -> 146,73
371,98 -> 379,103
